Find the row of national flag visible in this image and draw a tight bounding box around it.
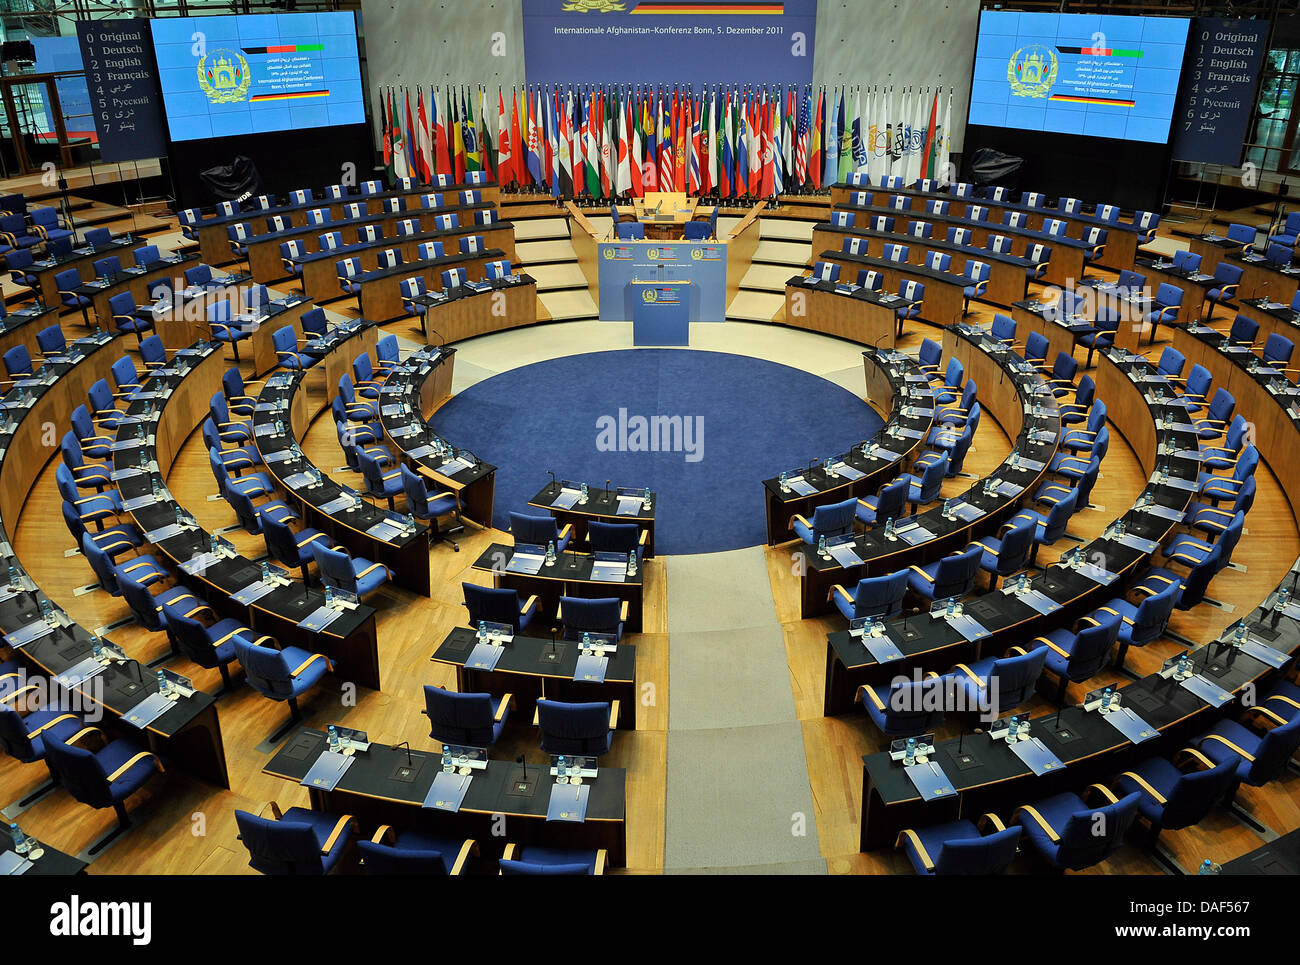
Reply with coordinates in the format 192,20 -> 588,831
377,84 -> 953,198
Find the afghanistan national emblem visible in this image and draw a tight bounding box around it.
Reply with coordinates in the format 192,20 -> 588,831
1007,45 -> 1058,99
198,49 -> 251,104
642,288 -> 657,303
560,0 -> 627,11
690,248 -> 703,261
603,247 -> 615,259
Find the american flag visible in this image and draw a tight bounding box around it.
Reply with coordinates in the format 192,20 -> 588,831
795,88 -> 810,187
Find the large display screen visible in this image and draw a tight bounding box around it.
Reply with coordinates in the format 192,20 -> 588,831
150,12 -> 364,142
968,12 -> 1190,143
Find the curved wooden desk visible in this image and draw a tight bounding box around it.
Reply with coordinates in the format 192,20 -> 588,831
0,331 -> 231,788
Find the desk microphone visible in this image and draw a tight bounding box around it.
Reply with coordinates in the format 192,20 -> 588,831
605,479 -> 612,500
546,469 -> 557,493
428,327 -> 445,348
392,741 -> 413,766
517,753 -> 528,782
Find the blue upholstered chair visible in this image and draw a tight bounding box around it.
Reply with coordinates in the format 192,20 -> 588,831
43,726 -> 164,854
830,569 -> 908,622
235,803 -> 355,875
261,513 -> 328,585
1013,787 -> 1141,871
953,646 -> 1047,716
856,477 -> 908,528
536,699 -> 617,758
232,635 -> 332,740
790,496 -> 857,546
1097,579 -> 1180,670
906,544 -> 982,604
423,686 -> 510,748
157,596 -> 246,692
1114,749 -> 1237,841
360,826 -> 476,875
509,511 -> 572,553
272,326 -> 318,370
1029,611 -> 1121,702
588,520 -> 648,561
1195,712 -> 1300,789
401,464 -> 460,550
462,583 -> 538,633
499,844 -> 606,875
310,541 -> 392,602
559,596 -> 626,642
896,815 -> 1021,875
858,672 -> 958,736
972,518 -> 1035,591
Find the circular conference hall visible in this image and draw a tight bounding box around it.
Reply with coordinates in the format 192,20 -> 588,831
0,0 -> 1298,915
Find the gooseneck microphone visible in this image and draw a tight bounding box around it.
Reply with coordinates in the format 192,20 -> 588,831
392,741 -> 413,766
546,469 -> 557,493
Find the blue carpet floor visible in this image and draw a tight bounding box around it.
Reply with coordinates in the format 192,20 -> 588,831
432,349 -> 882,555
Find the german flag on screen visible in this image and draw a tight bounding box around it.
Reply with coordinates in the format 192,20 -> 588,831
1049,94 -> 1135,107
250,90 -> 331,102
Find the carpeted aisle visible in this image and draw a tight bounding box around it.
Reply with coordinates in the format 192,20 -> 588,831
431,348 -> 881,554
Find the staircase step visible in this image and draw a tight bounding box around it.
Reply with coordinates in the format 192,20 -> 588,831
515,238 -> 577,264
529,262 -> 589,291
539,288 -> 598,320
740,262 -> 796,293
726,289 -> 784,322
752,239 -> 812,266
513,216 -> 570,241
761,218 -> 814,242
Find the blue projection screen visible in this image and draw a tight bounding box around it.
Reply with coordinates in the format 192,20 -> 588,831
150,12 -> 364,142
968,12 -> 1190,143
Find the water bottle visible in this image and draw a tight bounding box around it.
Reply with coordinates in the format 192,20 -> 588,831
151,475 -> 161,499
174,504 -> 184,527
138,447 -> 147,469
904,737 -> 916,765
582,631 -> 591,651
943,498 -> 953,519
209,532 -> 220,557
1160,463 -> 1170,483
6,562 -> 16,589
478,620 -> 488,644
39,597 -> 54,625
313,466 -> 322,486
156,668 -> 170,696
1101,687 -> 1113,712
407,513 -> 417,535
557,755 -> 568,782
1178,653 -> 1191,677
1006,716 -> 1018,742
642,487 -> 652,510
984,476 -> 996,497
884,517 -> 895,540
261,561 -> 271,583
1235,622 -> 1249,646
817,534 -> 828,558
275,419 -> 284,436
442,745 -> 453,773
545,540 -> 557,565
92,636 -> 104,661
580,482 -> 589,504
1198,859 -> 1221,875
627,549 -> 637,577
10,822 -> 26,855
1275,586 -> 1290,612
327,724 -> 340,753
325,584 -> 335,608
779,470 -> 789,492
826,456 -> 836,477
946,595 -> 956,617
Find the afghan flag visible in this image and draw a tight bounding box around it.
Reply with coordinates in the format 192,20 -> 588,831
381,88 -> 394,183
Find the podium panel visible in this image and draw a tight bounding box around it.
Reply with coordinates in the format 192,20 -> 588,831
598,240 -> 727,322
